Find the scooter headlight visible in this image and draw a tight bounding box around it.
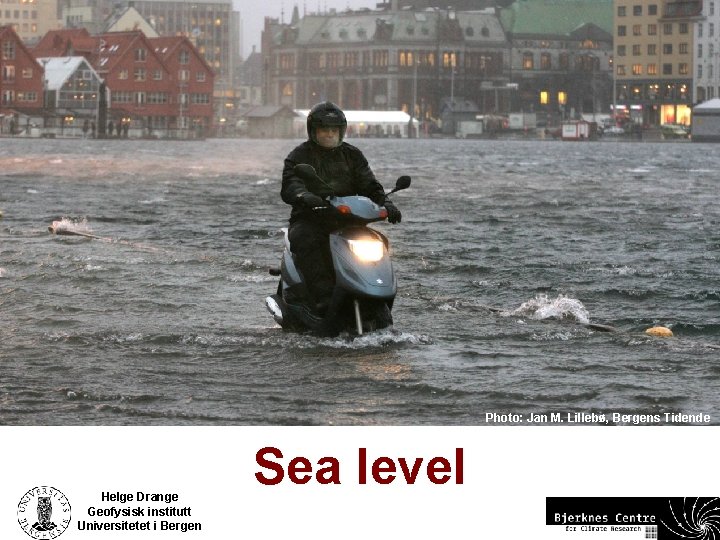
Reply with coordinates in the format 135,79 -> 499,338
348,239 -> 385,262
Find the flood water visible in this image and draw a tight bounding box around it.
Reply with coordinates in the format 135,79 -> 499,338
1,136 -> 718,425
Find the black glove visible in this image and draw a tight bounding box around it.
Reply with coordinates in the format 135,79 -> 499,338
298,192 -> 326,209
384,200 -> 402,224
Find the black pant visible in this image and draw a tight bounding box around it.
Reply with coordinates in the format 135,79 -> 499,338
288,219 -> 335,305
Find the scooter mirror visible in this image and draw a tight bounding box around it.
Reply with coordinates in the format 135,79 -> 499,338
395,176 -> 411,190
294,164 -> 318,181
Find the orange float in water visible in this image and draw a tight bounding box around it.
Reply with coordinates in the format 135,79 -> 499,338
645,326 -> 674,337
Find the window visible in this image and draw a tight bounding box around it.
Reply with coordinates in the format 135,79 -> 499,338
633,24 -> 641,36
133,68 -> 146,81
679,23 -> 688,34
663,44 -> 673,54
135,48 -> 146,61
698,64 -> 703,78
1,65 -> 15,82
699,24 -> 703,38
617,65 -> 626,75
633,5 -> 642,15
663,63 -> 672,75
540,52 -> 551,69
647,64 -> 657,75
698,44 -> 703,58
648,44 -> 657,55
22,66 -> 32,78
648,24 -> 657,35
633,44 -> 641,56
118,69 -> 128,80
372,50 -> 388,67
442,52 -> 457,68
632,64 -> 643,75
344,52 -> 358,67
559,52 -> 569,69
179,50 -> 190,64
134,92 -> 146,105
617,6 -> 626,16
711,2 -> 715,15
153,69 -> 162,80
2,90 -> 15,105
679,43 -> 688,54
1,40 -> 14,59
17,91 -> 36,102
279,53 -> 294,70
112,91 -> 132,103
523,52 -> 534,69
147,92 -> 168,104
618,25 -> 626,36
648,4 -> 657,15
617,45 -> 626,56
663,23 -> 672,35
711,23 -> 715,36
196,72 -> 205,82
191,93 -> 210,104
679,63 -> 688,75
178,69 -> 189,81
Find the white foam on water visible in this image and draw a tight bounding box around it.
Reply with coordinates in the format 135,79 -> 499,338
51,217 -> 92,234
510,294 -> 590,325
312,328 -> 433,349
227,274 -> 275,283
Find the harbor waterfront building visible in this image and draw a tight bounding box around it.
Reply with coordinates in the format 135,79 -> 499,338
614,0 -> 700,126
262,6 -> 509,123
123,0 -> 240,127
0,0 -> 59,44
1,24 -> 44,131
1,25 -> 213,137
694,0 -> 720,102
499,0 -> 614,125
261,0 -> 614,128
60,0 -> 240,128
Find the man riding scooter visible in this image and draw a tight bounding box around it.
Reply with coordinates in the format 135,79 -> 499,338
281,101 -> 402,314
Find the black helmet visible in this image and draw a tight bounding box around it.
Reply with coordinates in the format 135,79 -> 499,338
307,101 -> 347,144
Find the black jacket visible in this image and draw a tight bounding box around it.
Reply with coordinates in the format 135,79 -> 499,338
282,140 -> 387,222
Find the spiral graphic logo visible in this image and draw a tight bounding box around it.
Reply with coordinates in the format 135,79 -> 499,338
662,498 -> 720,540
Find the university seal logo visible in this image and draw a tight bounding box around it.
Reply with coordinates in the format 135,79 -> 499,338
17,486 -> 71,539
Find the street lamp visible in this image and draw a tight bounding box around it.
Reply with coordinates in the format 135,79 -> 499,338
410,52 -> 418,138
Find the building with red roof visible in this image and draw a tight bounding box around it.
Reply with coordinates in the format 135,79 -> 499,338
1,25 -> 45,134
148,35 -> 214,136
27,27 -> 213,138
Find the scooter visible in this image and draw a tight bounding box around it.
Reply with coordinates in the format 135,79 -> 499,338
265,164 -> 411,337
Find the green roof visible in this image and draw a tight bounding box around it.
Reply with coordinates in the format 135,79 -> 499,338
500,0 -> 613,37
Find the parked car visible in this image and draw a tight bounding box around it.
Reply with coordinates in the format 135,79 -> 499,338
661,124 -> 689,139
603,126 -> 626,136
